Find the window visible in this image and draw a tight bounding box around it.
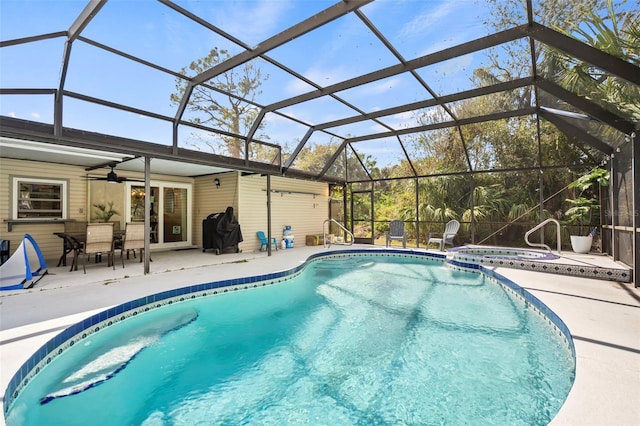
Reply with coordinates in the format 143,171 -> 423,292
12,177 -> 67,219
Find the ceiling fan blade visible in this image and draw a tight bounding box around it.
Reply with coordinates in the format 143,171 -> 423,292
83,163 -> 145,183
118,176 -> 145,182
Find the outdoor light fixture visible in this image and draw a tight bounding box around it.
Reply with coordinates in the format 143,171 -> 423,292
214,178 -> 220,188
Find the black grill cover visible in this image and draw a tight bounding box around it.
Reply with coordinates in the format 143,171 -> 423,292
202,206 -> 243,254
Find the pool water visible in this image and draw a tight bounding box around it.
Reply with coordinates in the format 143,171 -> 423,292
6,255 -> 575,425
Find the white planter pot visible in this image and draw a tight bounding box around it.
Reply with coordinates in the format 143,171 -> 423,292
570,235 -> 592,254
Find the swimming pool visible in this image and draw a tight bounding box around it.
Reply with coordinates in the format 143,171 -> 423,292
4,251 -> 575,425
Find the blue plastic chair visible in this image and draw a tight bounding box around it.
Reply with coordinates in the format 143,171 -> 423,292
257,231 -> 278,251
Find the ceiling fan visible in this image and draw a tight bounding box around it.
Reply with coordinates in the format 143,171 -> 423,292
85,163 -> 144,184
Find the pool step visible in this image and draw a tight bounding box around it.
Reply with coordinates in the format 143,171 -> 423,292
313,257 -> 374,270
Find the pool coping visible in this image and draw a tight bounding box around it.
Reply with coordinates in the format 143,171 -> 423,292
3,248 -> 576,421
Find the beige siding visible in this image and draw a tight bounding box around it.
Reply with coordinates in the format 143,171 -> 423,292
0,158 -> 89,263
192,172 -> 239,250
1,157 -> 329,262
0,159 -> 198,264
238,175 -> 329,252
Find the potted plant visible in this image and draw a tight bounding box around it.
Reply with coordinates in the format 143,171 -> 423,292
564,167 -> 609,253
93,201 -> 120,222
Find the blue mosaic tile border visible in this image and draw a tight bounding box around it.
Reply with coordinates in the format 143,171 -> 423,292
447,246 -> 560,261
483,267 -> 575,359
446,247 -> 632,283
3,248 -> 573,415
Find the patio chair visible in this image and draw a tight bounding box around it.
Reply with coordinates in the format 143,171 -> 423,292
120,222 -> 146,267
385,220 -> 406,248
257,231 -> 278,252
427,220 -> 460,251
81,222 -> 115,273
64,220 -> 88,234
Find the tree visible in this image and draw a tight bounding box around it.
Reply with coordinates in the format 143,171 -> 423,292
564,167 -> 610,235
171,48 -> 269,158
482,0 -> 610,79
550,0 -> 640,120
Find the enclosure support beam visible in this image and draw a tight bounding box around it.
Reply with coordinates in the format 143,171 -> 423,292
415,177 -> 420,248
267,174 -> 272,256
632,128 -> 639,287
144,156 -> 151,274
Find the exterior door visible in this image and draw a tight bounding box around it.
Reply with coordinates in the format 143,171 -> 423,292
127,182 -> 192,248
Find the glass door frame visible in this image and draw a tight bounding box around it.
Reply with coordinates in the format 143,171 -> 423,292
125,180 -> 193,249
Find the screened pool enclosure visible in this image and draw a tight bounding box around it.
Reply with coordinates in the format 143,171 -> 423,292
0,0 -> 638,282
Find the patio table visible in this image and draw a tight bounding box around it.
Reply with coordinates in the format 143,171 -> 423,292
54,231 -> 123,271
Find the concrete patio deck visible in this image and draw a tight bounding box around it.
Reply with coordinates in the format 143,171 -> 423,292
1,245 -> 638,425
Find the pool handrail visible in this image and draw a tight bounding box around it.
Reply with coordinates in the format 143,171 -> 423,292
323,219 -> 354,247
525,218 -> 562,254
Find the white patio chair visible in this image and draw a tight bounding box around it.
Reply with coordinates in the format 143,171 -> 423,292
427,220 -> 460,251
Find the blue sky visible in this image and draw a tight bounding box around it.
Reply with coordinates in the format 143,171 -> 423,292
1,0 -> 514,166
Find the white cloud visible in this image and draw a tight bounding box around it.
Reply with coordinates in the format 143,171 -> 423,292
364,78 -> 400,95
8,112 -> 16,118
434,54 -> 474,77
416,26 -> 483,58
30,112 -> 40,119
263,111 -> 297,123
369,122 -> 391,133
215,0 -> 293,46
283,64 -> 354,97
382,111 -> 419,129
284,77 -> 315,96
392,111 -> 415,122
400,2 -> 459,37
302,66 -> 352,87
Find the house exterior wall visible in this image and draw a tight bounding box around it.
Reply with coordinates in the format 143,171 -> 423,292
1,157 -> 330,264
238,174 -> 329,252
191,172 -> 329,253
192,171 -> 240,251
0,158 -> 88,264
0,158 -> 196,264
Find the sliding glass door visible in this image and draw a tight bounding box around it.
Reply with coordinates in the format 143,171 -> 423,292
127,181 -> 192,248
